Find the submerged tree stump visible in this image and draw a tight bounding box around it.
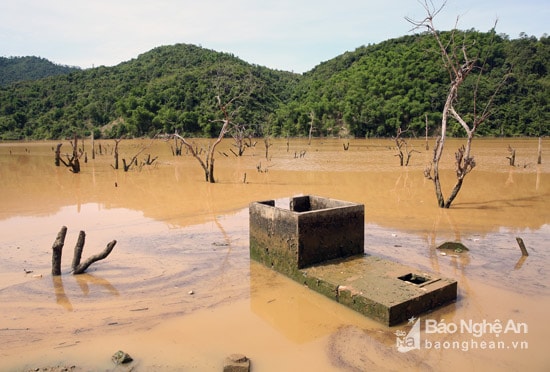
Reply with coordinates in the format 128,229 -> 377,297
538,137 -> 542,165
54,144 -> 63,167
51,226 -> 116,275
507,145 -> 516,166
51,226 -> 68,276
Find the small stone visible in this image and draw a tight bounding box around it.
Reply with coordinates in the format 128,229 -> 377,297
223,353 -> 250,372
112,350 -> 133,365
228,354 -> 248,363
188,290 -> 194,295
436,241 -> 469,252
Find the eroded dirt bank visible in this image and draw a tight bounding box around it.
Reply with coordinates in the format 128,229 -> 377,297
1,138 -> 549,371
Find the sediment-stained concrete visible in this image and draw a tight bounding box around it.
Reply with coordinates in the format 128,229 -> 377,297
249,195 -> 457,326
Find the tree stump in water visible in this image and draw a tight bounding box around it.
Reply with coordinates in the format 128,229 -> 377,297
507,145 -> 516,166
51,226 -> 68,276
51,226 -> 116,276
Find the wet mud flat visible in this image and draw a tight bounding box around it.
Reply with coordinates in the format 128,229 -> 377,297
1,138 -> 549,371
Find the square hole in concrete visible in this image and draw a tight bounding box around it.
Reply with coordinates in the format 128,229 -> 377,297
398,273 -> 429,285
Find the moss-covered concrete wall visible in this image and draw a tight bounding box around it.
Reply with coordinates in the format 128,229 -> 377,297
250,196 -> 364,276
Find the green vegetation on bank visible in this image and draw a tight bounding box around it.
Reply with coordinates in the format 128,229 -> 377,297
0,31 -> 548,140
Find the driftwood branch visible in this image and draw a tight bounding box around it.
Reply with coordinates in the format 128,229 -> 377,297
73,240 -> 117,274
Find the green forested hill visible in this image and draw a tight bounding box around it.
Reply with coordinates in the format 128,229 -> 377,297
0,56 -> 80,87
0,32 -> 548,140
0,44 -> 299,140
271,31 -> 549,138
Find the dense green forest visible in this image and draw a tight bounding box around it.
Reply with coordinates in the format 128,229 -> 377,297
0,56 -> 80,87
0,31 -> 548,140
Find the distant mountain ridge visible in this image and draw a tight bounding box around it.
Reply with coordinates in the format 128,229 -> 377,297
0,31 -> 548,140
0,56 -> 80,87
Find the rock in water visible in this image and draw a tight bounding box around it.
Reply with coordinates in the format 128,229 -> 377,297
112,350 -> 133,365
436,241 -> 469,253
223,353 -> 250,372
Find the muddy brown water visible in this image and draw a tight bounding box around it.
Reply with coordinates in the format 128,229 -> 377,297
0,138 -> 549,371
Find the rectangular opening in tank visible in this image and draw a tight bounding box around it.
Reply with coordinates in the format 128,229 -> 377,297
398,273 -> 430,285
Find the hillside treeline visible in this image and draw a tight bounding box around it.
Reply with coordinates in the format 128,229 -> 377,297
0,56 -> 80,88
0,31 -> 548,140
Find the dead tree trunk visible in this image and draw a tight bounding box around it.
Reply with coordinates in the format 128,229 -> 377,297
264,137 -> 272,159
55,143 -> 62,166
122,157 -> 137,172
538,137 -> 542,164
91,132 -> 96,160
50,226 -> 116,275
230,123 -> 249,156
308,111 -> 315,145
143,154 -> 158,166
507,145 -> 516,166
51,226 -> 68,276
173,96 -> 232,183
122,136 -> 159,172
73,240 -> 117,275
171,137 -> 183,156
394,128 -> 418,167
113,139 -> 121,170
69,135 -> 81,173
55,136 -> 82,173
445,144 -> 476,207
407,1 -> 507,208
71,230 -> 86,271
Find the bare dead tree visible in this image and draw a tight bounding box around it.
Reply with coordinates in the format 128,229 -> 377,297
507,145 -> 516,166
264,137 -> 272,159
112,136 -> 159,172
122,157 -> 136,172
51,226 -> 116,276
142,154 -> 158,166
394,127 -> 419,166
51,226 -> 67,276
112,138 -> 122,170
91,131 -> 96,160
407,1 -> 508,208
54,143 -> 62,167
259,117 -> 274,160
55,135 -> 83,173
173,95 -> 234,183
229,122 -> 252,156
537,137 -> 542,164
171,67 -> 255,182
171,136 -> 183,156
308,111 -> 315,145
